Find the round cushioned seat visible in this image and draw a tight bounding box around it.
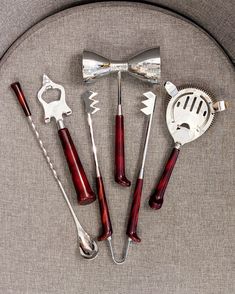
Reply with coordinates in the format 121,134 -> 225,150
0,2 -> 234,293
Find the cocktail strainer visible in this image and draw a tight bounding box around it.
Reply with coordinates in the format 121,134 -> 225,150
149,81 -> 228,210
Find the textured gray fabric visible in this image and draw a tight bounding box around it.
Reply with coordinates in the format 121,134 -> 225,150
0,2 -> 234,294
148,0 -> 235,63
0,0 -> 235,63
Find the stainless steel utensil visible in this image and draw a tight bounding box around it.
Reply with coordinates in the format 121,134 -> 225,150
37,75 -> 96,205
109,91 -> 157,264
149,81 -> 228,210
82,90 -> 112,241
82,90 -> 130,265
127,91 -> 157,242
82,48 -> 161,187
11,82 -> 98,260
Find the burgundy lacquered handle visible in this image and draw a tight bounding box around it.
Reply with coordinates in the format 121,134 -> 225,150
149,147 -> 180,210
58,128 -> 96,205
11,82 -> 31,117
96,176 -> 112,241
115,115 -> 131,187
126,178 -> 143,243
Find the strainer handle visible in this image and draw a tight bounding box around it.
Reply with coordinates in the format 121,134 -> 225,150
149,147 -> 180,210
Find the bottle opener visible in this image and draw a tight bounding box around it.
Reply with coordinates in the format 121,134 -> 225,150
37,74 -> 96,205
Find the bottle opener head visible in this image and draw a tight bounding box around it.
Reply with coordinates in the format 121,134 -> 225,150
37,74 -> 72,123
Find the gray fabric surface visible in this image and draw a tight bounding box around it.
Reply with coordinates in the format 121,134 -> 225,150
0,2 -> 234,293
0,0 -> 235,63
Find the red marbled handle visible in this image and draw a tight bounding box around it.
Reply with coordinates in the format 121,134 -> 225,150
149,147 -> 180,210
58,128 -> 96,205
96,176 -> 112,241
115,115 -> 131,187
126,178 -> 143,242
11,82 -> 31,117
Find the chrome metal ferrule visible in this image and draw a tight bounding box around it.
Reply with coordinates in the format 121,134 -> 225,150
175,142 -> 182,149
117,104 -> 122,115
57,119 -> 65,130
138,168 -> 144,179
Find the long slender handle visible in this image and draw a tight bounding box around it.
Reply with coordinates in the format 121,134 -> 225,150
115,115 -> 131,187
96,176 -> 112,241
11,82 -> 31,116
58,128 -> 96,205
126,178 -> 143,243
149,147 -> 180,210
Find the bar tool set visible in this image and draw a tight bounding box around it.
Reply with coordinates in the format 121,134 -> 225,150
11,82 -> 98,259
82,48 -> 160,187
10,48 -> 228,265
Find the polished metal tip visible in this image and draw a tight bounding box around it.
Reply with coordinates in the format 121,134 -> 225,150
42,73 -> 52,86
79,239 -> 99,260
141,91 -> 156,115
82,90 -> 100,115
164,81 -> 178,97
